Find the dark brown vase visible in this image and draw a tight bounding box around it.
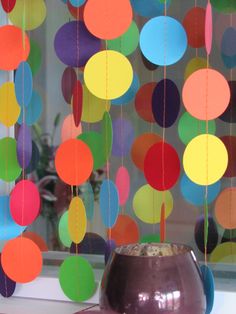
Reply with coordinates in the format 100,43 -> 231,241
100,243 -> 206,314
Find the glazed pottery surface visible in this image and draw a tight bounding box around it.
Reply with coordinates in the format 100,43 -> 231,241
100,243 -> 206,314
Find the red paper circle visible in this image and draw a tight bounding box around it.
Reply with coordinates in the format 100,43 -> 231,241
55,139 -> 93,186
72,80 -> 83,127
183,7 -> 206,48
1,0 -> 16,13
144,142 -> 180,191
135,82 -> 156,122
67,1 -> 85,20
220,136 -> 236,177
10,180 -> 40,226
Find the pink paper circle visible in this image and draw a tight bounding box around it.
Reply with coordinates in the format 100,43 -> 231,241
61,114 -> 82,142
10,180 -> 40,226
115,166 -> 130,206
205,3 -> 213,55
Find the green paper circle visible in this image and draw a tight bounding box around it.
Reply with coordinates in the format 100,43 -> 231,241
178,112 -> 216,145
78,131 -> 105,170
107,21 -> 139,56
27,39 -> 42,76
210,0 -> 236,13
58,211 -> 71,248
59,256 -> 96,302
140,234 -> 160,243
0,137 -> 21,182
102,112 -> 113,161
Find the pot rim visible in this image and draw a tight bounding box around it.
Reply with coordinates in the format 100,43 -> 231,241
114,242 -> 195,259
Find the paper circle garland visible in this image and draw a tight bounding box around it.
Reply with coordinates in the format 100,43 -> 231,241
183,7 -> 205,48
140,16 -> 187,66
110,214 -> 139,246
9,0 -> 47,31
100,180 -> 119,228
215,188 -> 236,230
59,256 -> 95,302
69,0 -> 85,7
152,79 -> 180,128
184,57 -> 208,81
72,80 -> 83,127
10,180 -> 40,226
54,21 -> 101,68
1,237 -> 42,283
135,82 -> 156,122
205,3 -> 213,55
221,27 -> 236,57
84,50 -> 133,100
61,114 -> 82,143
178,112 -> 216,145
84,0 -> 133,40
112,118 -> 134,157
0,196 -> 25,241
0,254 -> 16,298
180,174 -> 221,206
0,25 -> 30,70
1,0 -> 16,13
27,39 -> 42,76
115,166 -> 130,206
210,242 -> 236,263
67,1 -> 85,20
18,91 -> 43,126
130,0 -> 171,18
183,69 -> 230,120
133,184 -> 173,224
61,67 -> 77,104
0,82 -> 20,127
55,139 -> 93,186
200,265 -> 214,314
107,21 -> 139,57
195,215 -> 218,254
210,0 -> 236,13
183,134 -> 228,185
81,183 -> 94,221
144,142 -> 181,191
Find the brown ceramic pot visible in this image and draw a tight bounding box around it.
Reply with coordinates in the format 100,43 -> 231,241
100,243 -> 206,314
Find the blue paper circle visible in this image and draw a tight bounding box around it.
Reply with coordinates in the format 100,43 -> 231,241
131,0 -> 171,18
180,174 -> 221,206
201,265 -> 214,314
140,16 -> 187,66
221,27 -> 236,57
18,91 -> 42,126
15,61 -> 33,107
0,196 -> 26,240
100,180 -> 119,228
111,73 -> 140,105
221,52 -> 236,69
69,0 -> 85,7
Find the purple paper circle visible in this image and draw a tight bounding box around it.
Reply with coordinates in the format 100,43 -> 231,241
54,21 -> 101,67
219,80 -> 236,123
0,254 -> 16,298
17,124 -> 32,169
70,232 -> 106,255
112,118 -> 135,157
61,67 -> 77,104
152,79 -> 180,128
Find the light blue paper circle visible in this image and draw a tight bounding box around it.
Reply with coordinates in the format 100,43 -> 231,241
201,265 -> 214,314
140,16 -> 187,66
100,180 -> 119,228
81,182 -> 94,221
0,195 -> 26,240
111,73 -> 140,105
15,61 -> 33,107
221,52 -> 236,69
18,91 -> 42,126
69,0 -> 85,7
180,174 -> 221,206
130,0 -> 171,18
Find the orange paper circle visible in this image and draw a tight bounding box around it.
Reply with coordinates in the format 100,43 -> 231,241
109,214 -> 139,246
0,25 -> 30,70
55,139 -> 93,186
1,237 -> 42,283
131,133 -> 162,171
84,0 -> 133,40
215,188 -> 236,229
183,69 -> 230,120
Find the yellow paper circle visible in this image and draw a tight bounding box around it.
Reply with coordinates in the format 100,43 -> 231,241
184,57 -> 208,80
133,184 -> 173,224
68,196 -> 87,244
0,82 -> 20,127
210,242 -> 236,263
183,134 -> 228,185
8,0 -> 47,31
81,85 -> 111,123
84,50 -> 133,100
